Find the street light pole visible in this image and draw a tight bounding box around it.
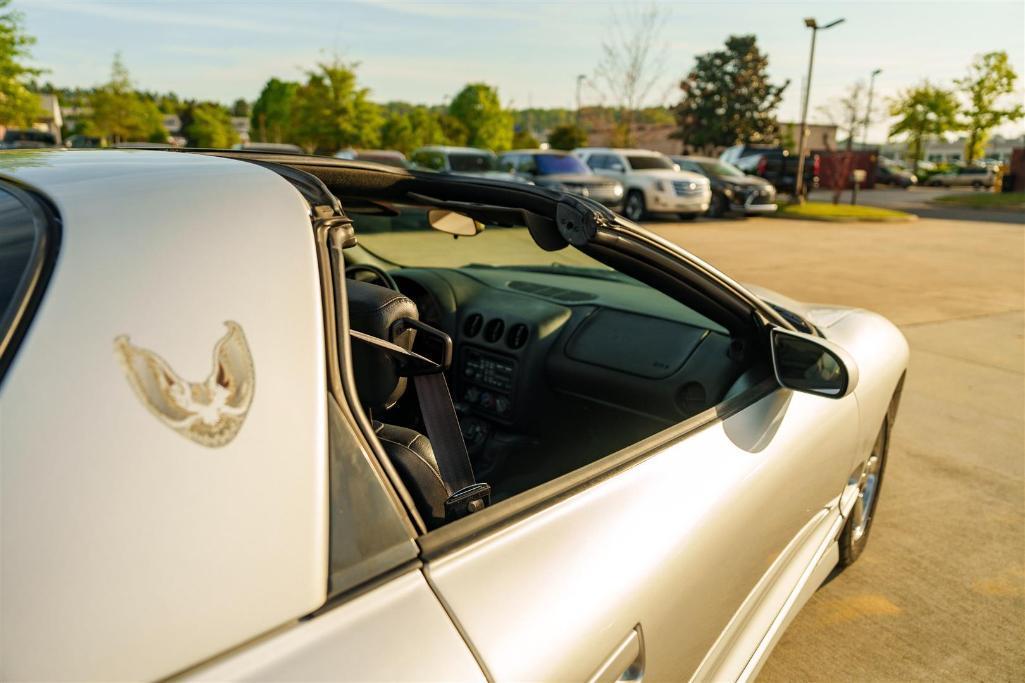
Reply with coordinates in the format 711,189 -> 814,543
576,74 -> 586,126
794,17 -> 845,203
862,68 -> 882,147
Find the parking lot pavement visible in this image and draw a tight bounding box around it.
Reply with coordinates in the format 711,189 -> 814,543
646,216 -> 1025,681
809,187 -> 1025,224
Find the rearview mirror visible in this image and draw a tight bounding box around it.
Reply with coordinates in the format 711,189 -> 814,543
427,209 -> 484,236
770,328 -> 858,399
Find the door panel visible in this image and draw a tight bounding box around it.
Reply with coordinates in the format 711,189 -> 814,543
427,388 -> 857,681
186,570 -> 485,682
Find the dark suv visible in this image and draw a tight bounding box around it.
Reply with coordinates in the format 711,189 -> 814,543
719,145 -> 819,196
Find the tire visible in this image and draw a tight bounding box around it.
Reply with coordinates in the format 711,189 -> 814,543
623,190 -> 646,222
706,193 -> 729,218
837,418 -> 890,568
971,180 -> 983,189
677,212 -> 699,221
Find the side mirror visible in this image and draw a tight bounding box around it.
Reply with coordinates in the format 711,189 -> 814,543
770,327 -> 858,399
427,209 -> 484,236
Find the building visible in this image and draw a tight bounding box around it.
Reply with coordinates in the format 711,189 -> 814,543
777,121 -> 839,153
880,134 -> 1025,165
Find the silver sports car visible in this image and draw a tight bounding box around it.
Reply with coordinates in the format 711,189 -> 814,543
0,149 -> 907,681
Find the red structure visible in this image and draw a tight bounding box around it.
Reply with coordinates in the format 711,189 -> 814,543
815,150 -> 879,190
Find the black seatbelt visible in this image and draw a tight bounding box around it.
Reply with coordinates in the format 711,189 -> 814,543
349,326 -> 490,521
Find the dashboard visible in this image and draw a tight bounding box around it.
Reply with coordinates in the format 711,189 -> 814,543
392,265 -> 744,440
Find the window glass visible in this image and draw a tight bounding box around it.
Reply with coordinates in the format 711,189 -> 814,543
585,154 -> 607,170
516,155 -> 538,174
626,155 -> 674,170
534,154 -> 590,175
448,153 -> 498,173
0,185 -> 53,383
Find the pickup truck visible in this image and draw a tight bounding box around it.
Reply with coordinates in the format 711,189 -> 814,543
720,144 -> 819,196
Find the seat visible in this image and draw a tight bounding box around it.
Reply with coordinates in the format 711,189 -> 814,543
347,279 -> 448,528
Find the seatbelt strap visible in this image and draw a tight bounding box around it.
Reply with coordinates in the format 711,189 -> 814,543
349,328 -> 490,520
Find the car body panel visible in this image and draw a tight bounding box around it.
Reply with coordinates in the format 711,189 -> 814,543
426,384 -> 858,682
185,570 -> 486,682
0,150 -> 329,681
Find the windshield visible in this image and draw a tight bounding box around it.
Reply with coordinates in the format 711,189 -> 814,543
535,154 -> 591,175
449,153 -> 498,172
626,155 -> 674,171
351,205 -> 607,270
697,160 -> 745,178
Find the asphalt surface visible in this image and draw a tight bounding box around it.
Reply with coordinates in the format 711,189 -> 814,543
645,210 -> 1024,681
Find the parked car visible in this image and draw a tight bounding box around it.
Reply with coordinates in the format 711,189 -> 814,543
0,129 -> 58,149
925,165 -> 994,188
231,142 -> 305,154
574,147 -> 711,220
720,144 -> 819,196
672,155 -> 777,217
354,149 -> 408,169
498,149 -> 624,209
410,145 -> 524,182
874,160 -> 917,188
0,149 -> 907,682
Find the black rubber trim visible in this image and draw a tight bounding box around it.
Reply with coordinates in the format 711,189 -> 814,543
417,377 -> 779,561
0,181 -> 62,388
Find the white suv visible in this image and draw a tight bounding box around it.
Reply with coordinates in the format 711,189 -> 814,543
574,147 -> 711,220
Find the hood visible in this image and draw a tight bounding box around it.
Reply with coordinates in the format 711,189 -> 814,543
634,168 -> 708,183
536,173 -> 619,186
716,174 -> 771,187
743,283 -> 857,330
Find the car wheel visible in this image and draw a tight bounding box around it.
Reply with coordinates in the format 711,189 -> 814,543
838,419 -> 890,568
623,190 -> 646,221
706,193 -> 728,218
971,180 -> 983,189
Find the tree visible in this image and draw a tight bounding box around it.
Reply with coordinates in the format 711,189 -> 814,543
185,102 -> 239,148
0,0 -> 43,127
230,98 -> 250,118
818,82 -> 868,203
547,123 -> 588,150
888,83 -> 961,174
511,128 -> 539,149
447,83 -> 513,151
674,35 -> 789,152
87,54 -> 167,144
956,51 -> 1024,164
251,78 -> 298,143
379,105 -> 451,154
593,2 -> 669,146
290,60 -> 381,154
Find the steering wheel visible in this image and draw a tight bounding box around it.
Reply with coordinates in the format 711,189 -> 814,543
345,263 -> 399,291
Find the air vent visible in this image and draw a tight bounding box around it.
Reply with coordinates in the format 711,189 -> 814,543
483,318 -> 505,343
463,312 -> 483,337
506,323 -> 529,350
508,280 -> 598,302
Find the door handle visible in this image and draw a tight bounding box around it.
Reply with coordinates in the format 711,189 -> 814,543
587,625 -> 645,683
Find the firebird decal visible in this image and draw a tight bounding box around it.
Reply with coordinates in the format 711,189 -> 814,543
114,321 -> 255,447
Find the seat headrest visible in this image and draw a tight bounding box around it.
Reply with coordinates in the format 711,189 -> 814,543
346,279 -> 419,410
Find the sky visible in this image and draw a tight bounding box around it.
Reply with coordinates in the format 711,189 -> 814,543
20,0 -> 1025,143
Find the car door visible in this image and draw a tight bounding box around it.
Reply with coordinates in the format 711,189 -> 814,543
424,380 -> 858,681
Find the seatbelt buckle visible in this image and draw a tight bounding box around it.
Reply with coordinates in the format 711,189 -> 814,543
444,482 -> 491,522
391,317 -> 453,373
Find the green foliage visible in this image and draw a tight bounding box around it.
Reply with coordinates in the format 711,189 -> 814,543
955,51 -> 1024,163
888,82 -> 961,173
777,201 -> 912,222
675,35 -> 788,151
380,104 -> 451,154
0,0 -> 44,127
185,102 -> 239,148
290,60 -> 381,154
511,128 -> 539,149
230,98 -> 250,118
86,54 -> 167,143
251,78 -> 298,143
447,83 -> 514,151
547,123 -> 588,150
